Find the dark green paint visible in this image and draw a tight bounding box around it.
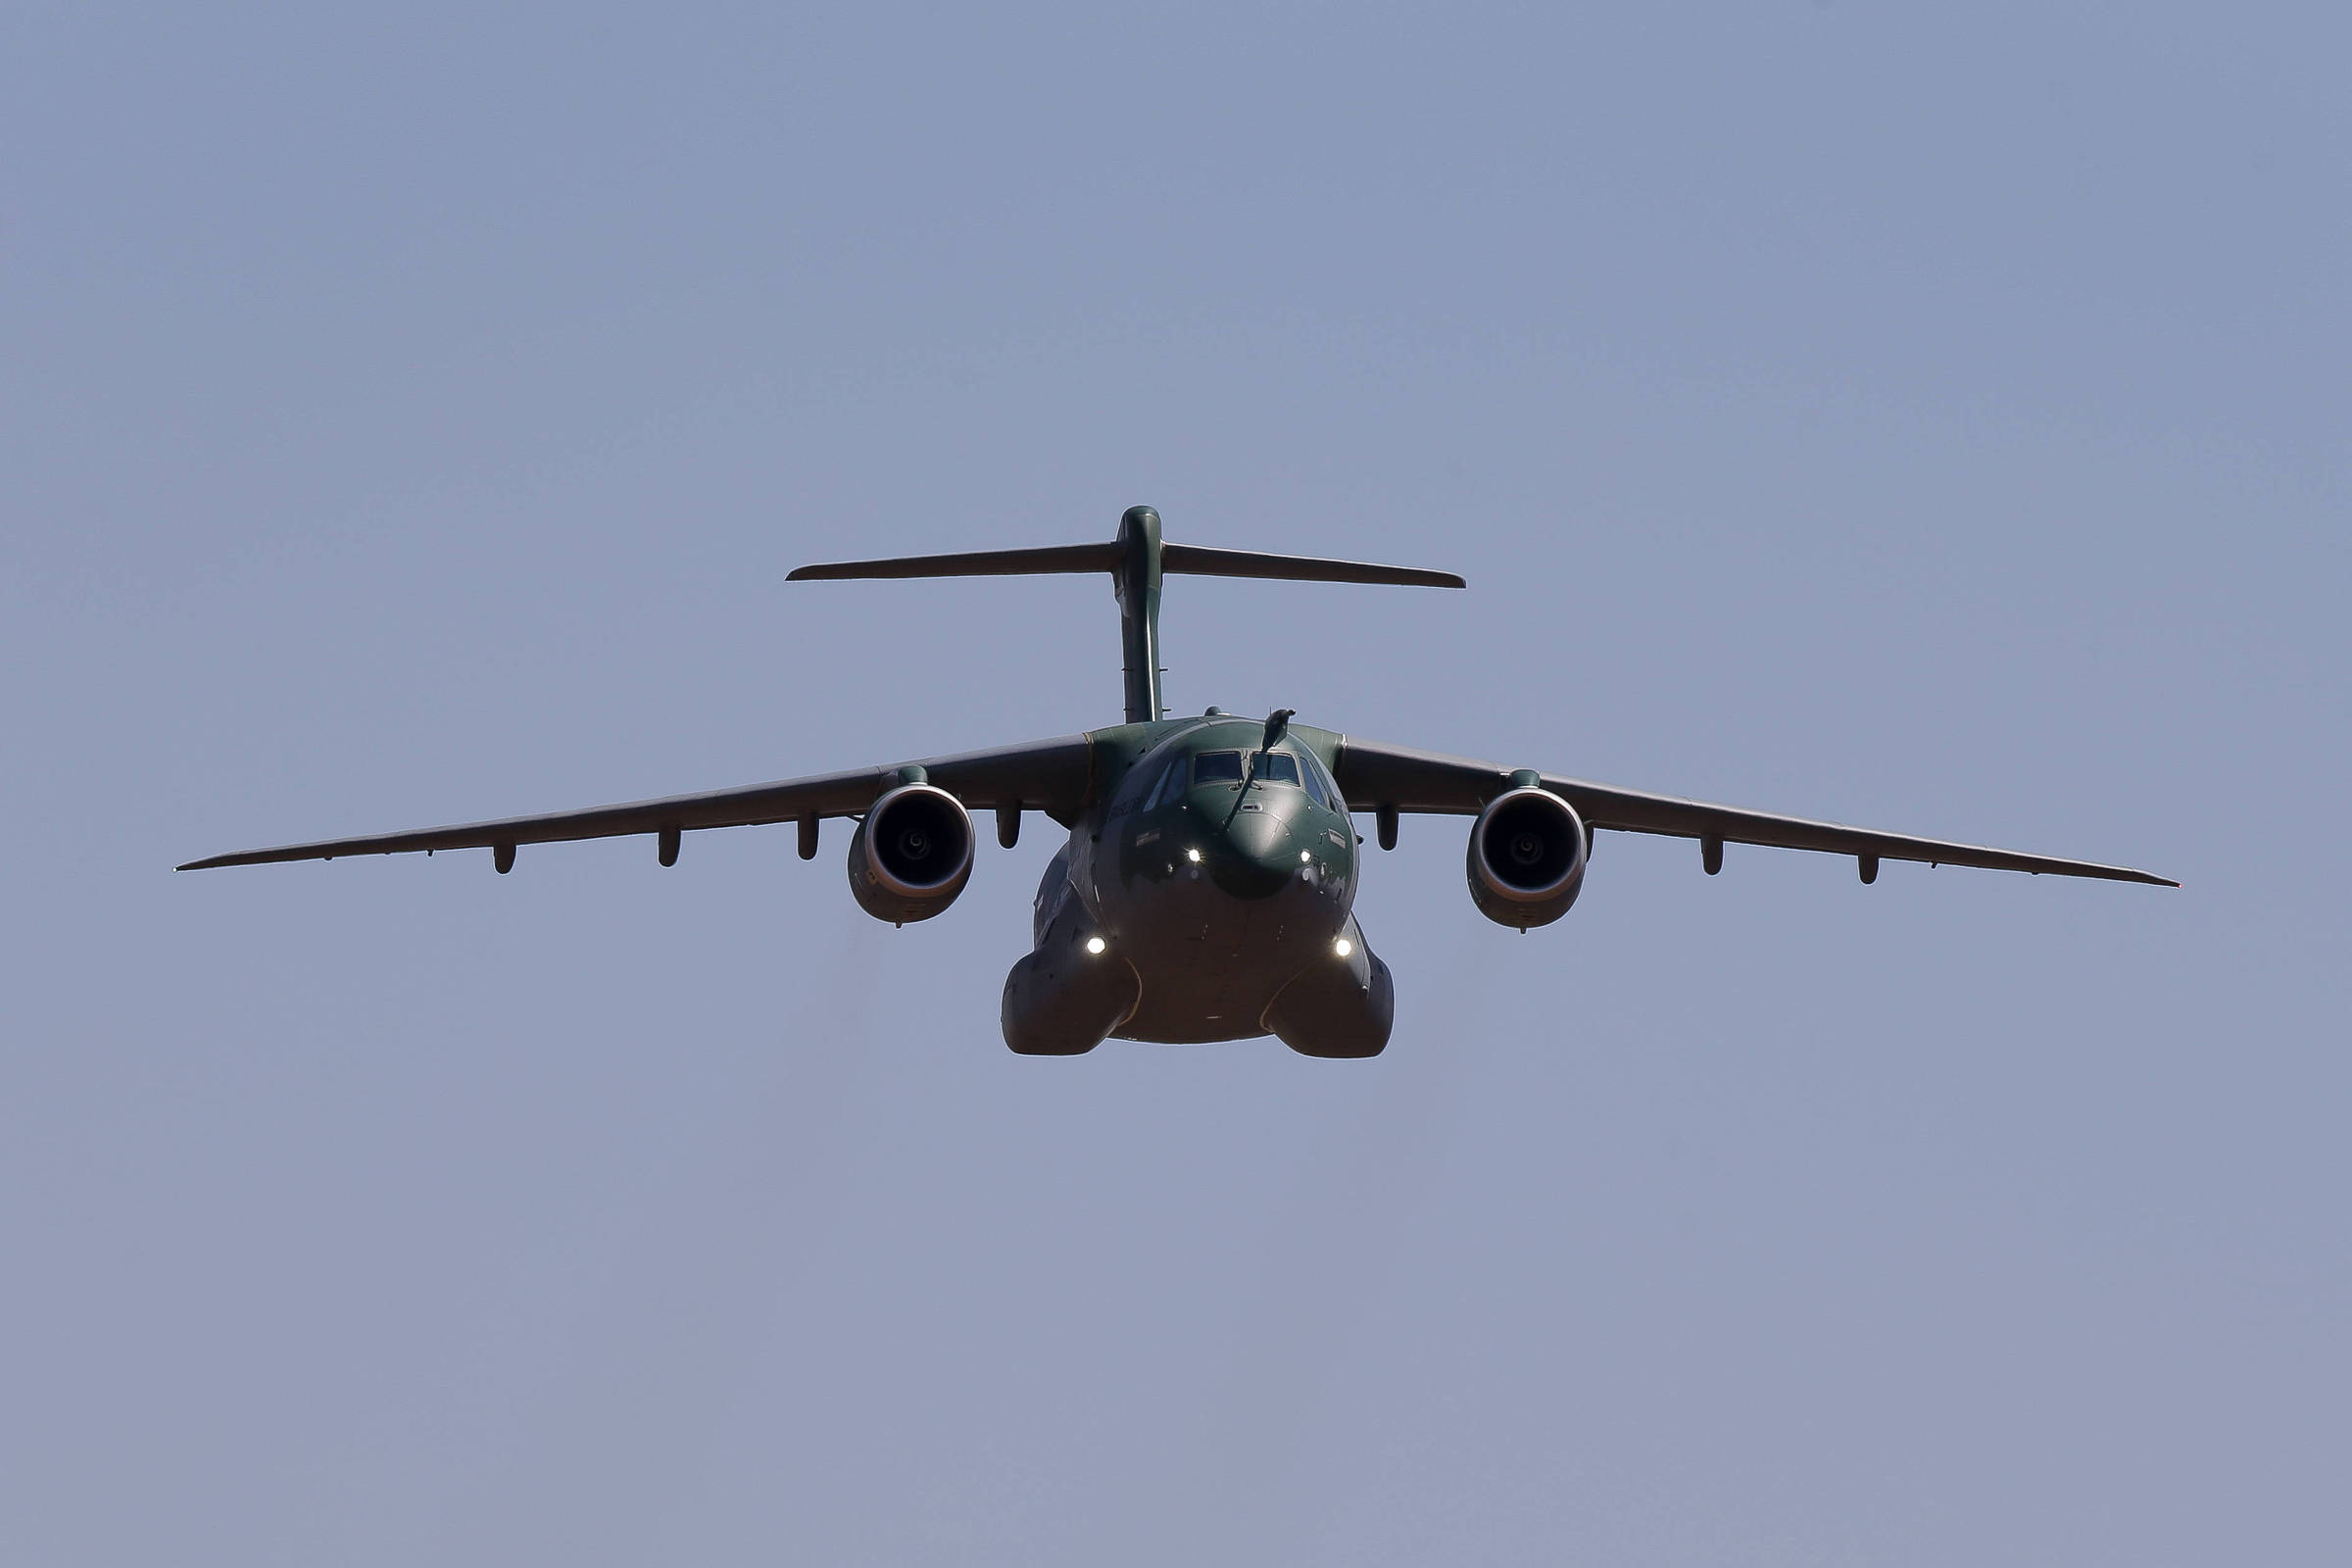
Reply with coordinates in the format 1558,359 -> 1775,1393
1114,506 -> 1164,723
179,504 -> 2174,1059
1023,713 -> 1384,1053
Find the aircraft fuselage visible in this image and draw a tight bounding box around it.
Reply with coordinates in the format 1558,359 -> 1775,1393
1002,714 -> 1396,1056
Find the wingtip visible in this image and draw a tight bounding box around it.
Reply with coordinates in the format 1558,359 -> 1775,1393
178,852 -> 263,871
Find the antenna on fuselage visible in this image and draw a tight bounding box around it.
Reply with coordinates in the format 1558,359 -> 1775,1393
789,508 -> 1463,723
1244,708 -> 1296,797
1227,707 -> 1298,825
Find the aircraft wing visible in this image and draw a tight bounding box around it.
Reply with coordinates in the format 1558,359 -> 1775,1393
177,734 -> 1098,871
1330,736 -> 2176,887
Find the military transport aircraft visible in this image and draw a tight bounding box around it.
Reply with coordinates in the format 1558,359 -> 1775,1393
182,506 -> 2173,1056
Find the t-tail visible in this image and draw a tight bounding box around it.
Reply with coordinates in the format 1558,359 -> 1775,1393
789,506 -> 1465,722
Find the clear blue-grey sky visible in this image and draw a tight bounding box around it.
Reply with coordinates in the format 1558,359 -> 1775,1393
4,5 -> 2344,1564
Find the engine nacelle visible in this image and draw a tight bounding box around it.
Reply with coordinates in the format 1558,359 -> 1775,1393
1467,785 -> 1588,929
847,783 -> 975,924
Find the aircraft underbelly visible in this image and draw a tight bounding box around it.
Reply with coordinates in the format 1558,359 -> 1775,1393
1111,876 -> 1340,1044
1117,925 -> 1281,1043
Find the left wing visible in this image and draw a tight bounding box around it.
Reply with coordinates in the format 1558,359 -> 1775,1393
178,734 -> 1098,871
1331,736 -> 2176,886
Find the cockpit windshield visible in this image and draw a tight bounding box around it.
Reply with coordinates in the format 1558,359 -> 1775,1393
1190,749 -> 1311,791
1252,752 -> 1300,787
1193,751 -> 1245,785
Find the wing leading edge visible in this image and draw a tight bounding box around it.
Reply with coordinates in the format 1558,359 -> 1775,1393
177,735 -> 1097,871
1331,736 -> 2176,887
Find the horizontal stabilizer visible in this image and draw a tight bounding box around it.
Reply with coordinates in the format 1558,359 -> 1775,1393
788,510 -> 1463,722
789,543 -> 1120,580
791,541 -> 1462,589
1161,543 -> 1463,589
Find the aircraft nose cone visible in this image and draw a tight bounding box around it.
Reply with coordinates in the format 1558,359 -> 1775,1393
1210,804 -> 1303,899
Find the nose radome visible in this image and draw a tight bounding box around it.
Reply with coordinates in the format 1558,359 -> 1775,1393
1210,804 -> 1304,898
1227,808 -> 1287,858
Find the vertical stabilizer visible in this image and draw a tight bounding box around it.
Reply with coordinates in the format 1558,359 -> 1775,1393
1112,506 -> 1164,723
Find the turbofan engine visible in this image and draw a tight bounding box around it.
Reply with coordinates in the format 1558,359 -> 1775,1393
847,782 -> 975,924
1467,783 -> 1588,929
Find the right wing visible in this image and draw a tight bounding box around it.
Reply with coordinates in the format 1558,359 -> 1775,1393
178,734 -> 1099,871
1332,736 -> 2176,886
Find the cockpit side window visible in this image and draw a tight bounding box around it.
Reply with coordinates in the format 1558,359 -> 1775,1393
1193,751 -> 1245,785
1143,755 -> 1185,810
1298,749 -> 1344,808
1295,751 -> 1330,807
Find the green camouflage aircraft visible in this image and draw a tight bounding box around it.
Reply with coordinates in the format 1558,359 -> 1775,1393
181,506 -> 2174,1056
